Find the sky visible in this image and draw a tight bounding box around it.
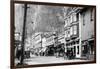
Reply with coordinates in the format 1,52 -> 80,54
15,3 -> 66,37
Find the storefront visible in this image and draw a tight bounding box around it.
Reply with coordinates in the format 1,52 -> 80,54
55,36 -> 65,57
81,38 -> 94,59
44,44 -> 55,56
65,38 -> 79,59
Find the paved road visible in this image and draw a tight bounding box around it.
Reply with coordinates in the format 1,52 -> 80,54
21,56 -> 90,65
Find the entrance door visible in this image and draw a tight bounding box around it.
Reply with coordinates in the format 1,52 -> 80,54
76,45 -> 80,58
73,46 -> 76,57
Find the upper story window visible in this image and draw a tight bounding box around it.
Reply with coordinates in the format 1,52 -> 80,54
68,16 -> 71,24
70,13 -> 79,24
68,30 -> 70,34
73,25 -> 77,35
70,27 -> 73,36
65,19 -> 68,27
70,14 -> 73,23
65,28 -> 70,38
67,30 -> 70,38
72,13 -> 77,22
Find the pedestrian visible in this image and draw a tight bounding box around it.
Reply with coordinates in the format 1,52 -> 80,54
16,44 -> 22,60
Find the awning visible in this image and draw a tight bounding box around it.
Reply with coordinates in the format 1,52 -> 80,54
42,47 -> 47,52
88,38 -> 94,41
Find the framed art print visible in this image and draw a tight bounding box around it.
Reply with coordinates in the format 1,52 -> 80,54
10,0 -> 96,69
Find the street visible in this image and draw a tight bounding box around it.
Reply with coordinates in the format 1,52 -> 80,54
15,55 -> 91,65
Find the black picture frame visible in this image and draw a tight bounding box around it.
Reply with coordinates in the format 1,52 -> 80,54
10,0 -> 96,69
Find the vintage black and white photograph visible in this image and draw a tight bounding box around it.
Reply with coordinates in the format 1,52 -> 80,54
12,1 -> 96,68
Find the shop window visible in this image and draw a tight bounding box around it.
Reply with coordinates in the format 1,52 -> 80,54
76,40 -> 79,44
77,46 -> 79,54
73,41 -> 75,44
74,46 -> 76,54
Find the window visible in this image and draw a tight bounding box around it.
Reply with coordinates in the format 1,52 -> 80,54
68,17 -> 71,24
70,14 -> 73,23
67,29 -> 70,38
70,27 -> 73,36
73,25 -> 77,35
70,13 -> 78,23
73,13 -> 77,22
65,19 -> 68,26
65,31 -> 67,37
68,30 -> 70,34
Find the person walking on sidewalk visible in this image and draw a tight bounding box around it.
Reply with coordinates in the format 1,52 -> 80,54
16,44 -> 22,60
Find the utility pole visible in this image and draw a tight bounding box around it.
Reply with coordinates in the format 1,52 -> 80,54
20,4 -> 29,64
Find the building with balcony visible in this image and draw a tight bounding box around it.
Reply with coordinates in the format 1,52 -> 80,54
64,7 -> 95,59
64,7 -> 82,58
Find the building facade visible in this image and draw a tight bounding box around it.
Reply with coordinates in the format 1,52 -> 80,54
64,7 -> 95,59
80,7 -> 95,59
43,32 -> 55,56
32,32 -> 42,56
64,7 -> 82,58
